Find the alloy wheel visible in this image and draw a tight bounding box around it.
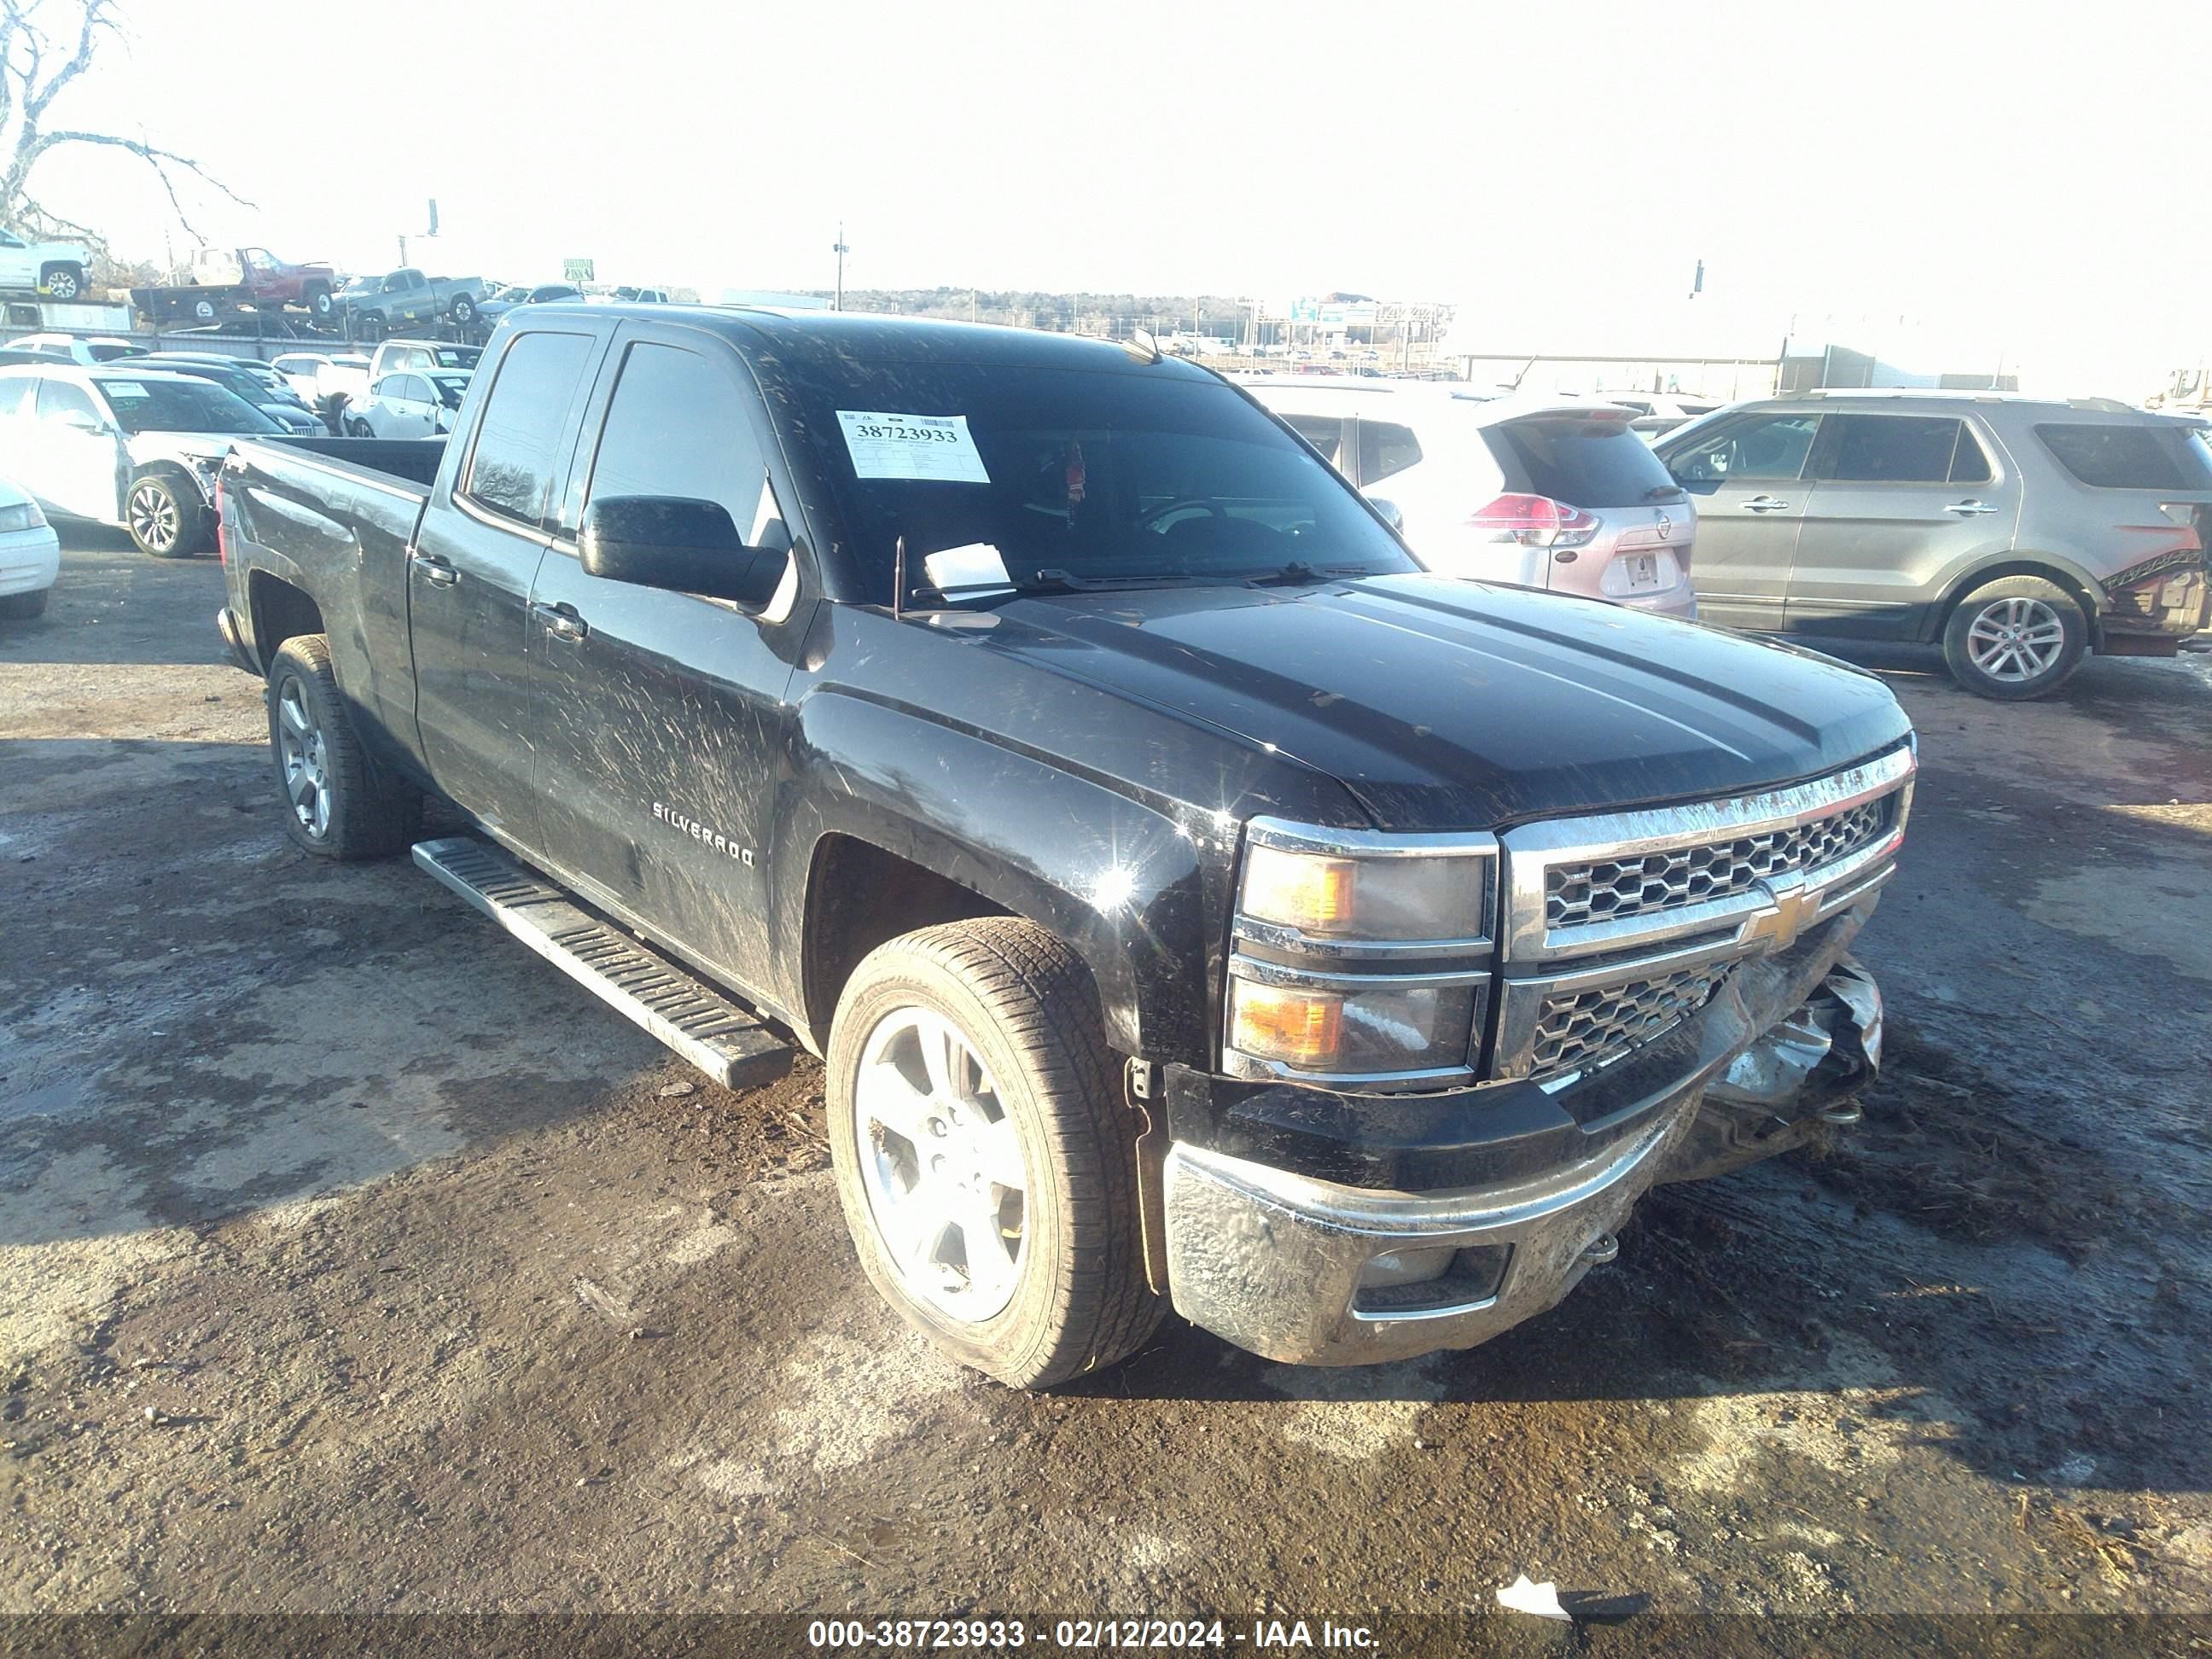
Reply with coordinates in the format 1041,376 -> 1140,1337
1965,597 -> 2066,683
275,677 -> 333,840
853,1005 -> 1030,1322
127,482 -> 179,554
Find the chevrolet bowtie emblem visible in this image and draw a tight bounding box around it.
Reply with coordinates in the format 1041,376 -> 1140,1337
1742,871 -> 1819,954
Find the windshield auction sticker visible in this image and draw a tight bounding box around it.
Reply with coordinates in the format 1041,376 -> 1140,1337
836,410 -> 991,483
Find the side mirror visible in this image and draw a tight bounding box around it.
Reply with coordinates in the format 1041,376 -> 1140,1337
580,495 -> 784,608
1367,495 -> 1404,531
59,408 -> 107,435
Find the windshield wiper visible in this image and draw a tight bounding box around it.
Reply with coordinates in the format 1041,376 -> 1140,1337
1245,561 -> 1379,587
917,568 -> 1203,603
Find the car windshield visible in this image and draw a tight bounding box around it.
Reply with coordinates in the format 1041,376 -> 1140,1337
428,346 -> 479,369
783,359 -> 1417,602
97,378 -> 282,434
429,375 -> 470,408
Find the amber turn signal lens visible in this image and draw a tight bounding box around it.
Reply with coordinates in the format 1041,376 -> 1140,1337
1228,981 -> 1345,1070
1240,845 -> 1359,933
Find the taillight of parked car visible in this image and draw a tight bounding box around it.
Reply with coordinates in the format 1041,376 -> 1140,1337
1466,493 -> 1602,549
214,478 -> 228,567
2155,501 -> 2210,556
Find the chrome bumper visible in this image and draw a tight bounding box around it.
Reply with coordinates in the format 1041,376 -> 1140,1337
1162,1111 -> 1688,1366
1162,943 -> 1884,1367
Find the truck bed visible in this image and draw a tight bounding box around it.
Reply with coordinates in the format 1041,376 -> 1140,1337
254,434 -> 447,491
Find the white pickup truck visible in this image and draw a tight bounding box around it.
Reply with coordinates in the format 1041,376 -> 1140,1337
0,230 -> 90,301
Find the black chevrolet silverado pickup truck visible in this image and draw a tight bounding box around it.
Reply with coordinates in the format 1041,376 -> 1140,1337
215,306 -> 1914,1388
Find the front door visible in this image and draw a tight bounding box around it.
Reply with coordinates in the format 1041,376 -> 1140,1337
0,233 -> 32,290
1787,411 -> 2021,640
407,324 -> 606,847
524,325 -> 807,987
28,377 -> 125,522
1661,410 -> 1823,631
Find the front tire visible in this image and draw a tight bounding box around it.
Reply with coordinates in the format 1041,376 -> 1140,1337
125,471 -> 208,558
827,919 -> 1162,1390
40,263 -> 82,300
265,634 -> 422,859
1941,575 -> 2087,700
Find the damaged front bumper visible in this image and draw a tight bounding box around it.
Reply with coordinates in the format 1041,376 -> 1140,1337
1160,947 -> 1884,1367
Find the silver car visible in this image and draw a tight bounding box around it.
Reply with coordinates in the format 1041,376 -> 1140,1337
1655,391 -> 2212,699
348,368 -> 470,439
1244,379 -> 1698,618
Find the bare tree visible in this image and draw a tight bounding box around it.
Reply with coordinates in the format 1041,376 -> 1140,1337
0,0 -> 250,246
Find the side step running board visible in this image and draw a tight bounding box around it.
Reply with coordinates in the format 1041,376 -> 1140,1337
411,835 -> 793,1091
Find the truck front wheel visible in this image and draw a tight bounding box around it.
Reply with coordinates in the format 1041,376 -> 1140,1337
265,634 -> 422,859
826,919 -> 1162,1389
39,262 -> 82,300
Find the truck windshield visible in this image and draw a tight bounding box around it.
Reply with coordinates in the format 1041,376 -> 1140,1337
97,379 -> 282,434
785,361 -> 1418,602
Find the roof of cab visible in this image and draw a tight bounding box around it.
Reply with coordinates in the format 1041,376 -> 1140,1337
512,302 -> 1219,379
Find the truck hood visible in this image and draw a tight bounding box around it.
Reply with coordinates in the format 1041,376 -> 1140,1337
967,574 -> 1912,830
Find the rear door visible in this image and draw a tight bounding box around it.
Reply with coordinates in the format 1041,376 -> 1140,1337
1788,411 -> 2018,638
1660,410 -> 1822,629
523,321 -> 806,984
407,323 -> 608,847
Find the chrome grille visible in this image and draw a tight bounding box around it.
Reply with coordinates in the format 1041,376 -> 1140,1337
1527,963 -> 1730,1082
1545,797 -> 1889,931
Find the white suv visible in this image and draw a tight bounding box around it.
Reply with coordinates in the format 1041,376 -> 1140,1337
1244,377 -> 1699,617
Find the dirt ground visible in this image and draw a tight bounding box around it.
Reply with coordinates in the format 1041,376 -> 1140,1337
3,533 -> 2211,1647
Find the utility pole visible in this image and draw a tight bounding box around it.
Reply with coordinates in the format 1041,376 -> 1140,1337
832,223 -> 848,311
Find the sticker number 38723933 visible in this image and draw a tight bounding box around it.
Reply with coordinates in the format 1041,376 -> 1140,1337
835,410 -> 991,483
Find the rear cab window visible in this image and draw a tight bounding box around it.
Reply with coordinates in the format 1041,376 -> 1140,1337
2035,423 -> 2212,491
1487,414 -> 1680,507
459,330 -> 598,531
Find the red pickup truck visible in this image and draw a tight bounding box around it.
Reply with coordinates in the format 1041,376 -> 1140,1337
130,247 -> 339,325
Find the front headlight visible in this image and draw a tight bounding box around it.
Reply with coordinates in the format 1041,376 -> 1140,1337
1236,821 -> 1492,946
1224,818 -> 1496,1086
0,501 -> 47,533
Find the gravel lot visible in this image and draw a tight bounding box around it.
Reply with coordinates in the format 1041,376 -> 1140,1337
3,534 -> 2210,1645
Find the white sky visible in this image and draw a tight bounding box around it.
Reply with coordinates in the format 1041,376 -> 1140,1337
33,0 -> 2212,395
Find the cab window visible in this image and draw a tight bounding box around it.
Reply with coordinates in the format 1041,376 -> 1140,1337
582,341 -> 791,596
460,331 -> 597,530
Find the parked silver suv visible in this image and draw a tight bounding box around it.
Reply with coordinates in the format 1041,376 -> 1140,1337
1655,391 -> 2212,699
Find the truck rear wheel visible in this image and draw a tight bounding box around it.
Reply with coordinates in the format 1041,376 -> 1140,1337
265,634 -> 422,859
826,919 -> 1161,1389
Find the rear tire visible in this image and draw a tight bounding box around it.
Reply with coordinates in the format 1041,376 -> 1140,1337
125,470 -> 208,558
1941,575 -> 2087,701
826,919 -> 1162,1390
265,634 -> 422,859
449,294 -> 478,326
0,586 -> 49,620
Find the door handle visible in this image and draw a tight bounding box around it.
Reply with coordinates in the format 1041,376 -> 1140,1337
532,601 -> 588,642
413,552 -> 459,588
1739,495 -> 1791,512
1945,499 -> 1999,515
